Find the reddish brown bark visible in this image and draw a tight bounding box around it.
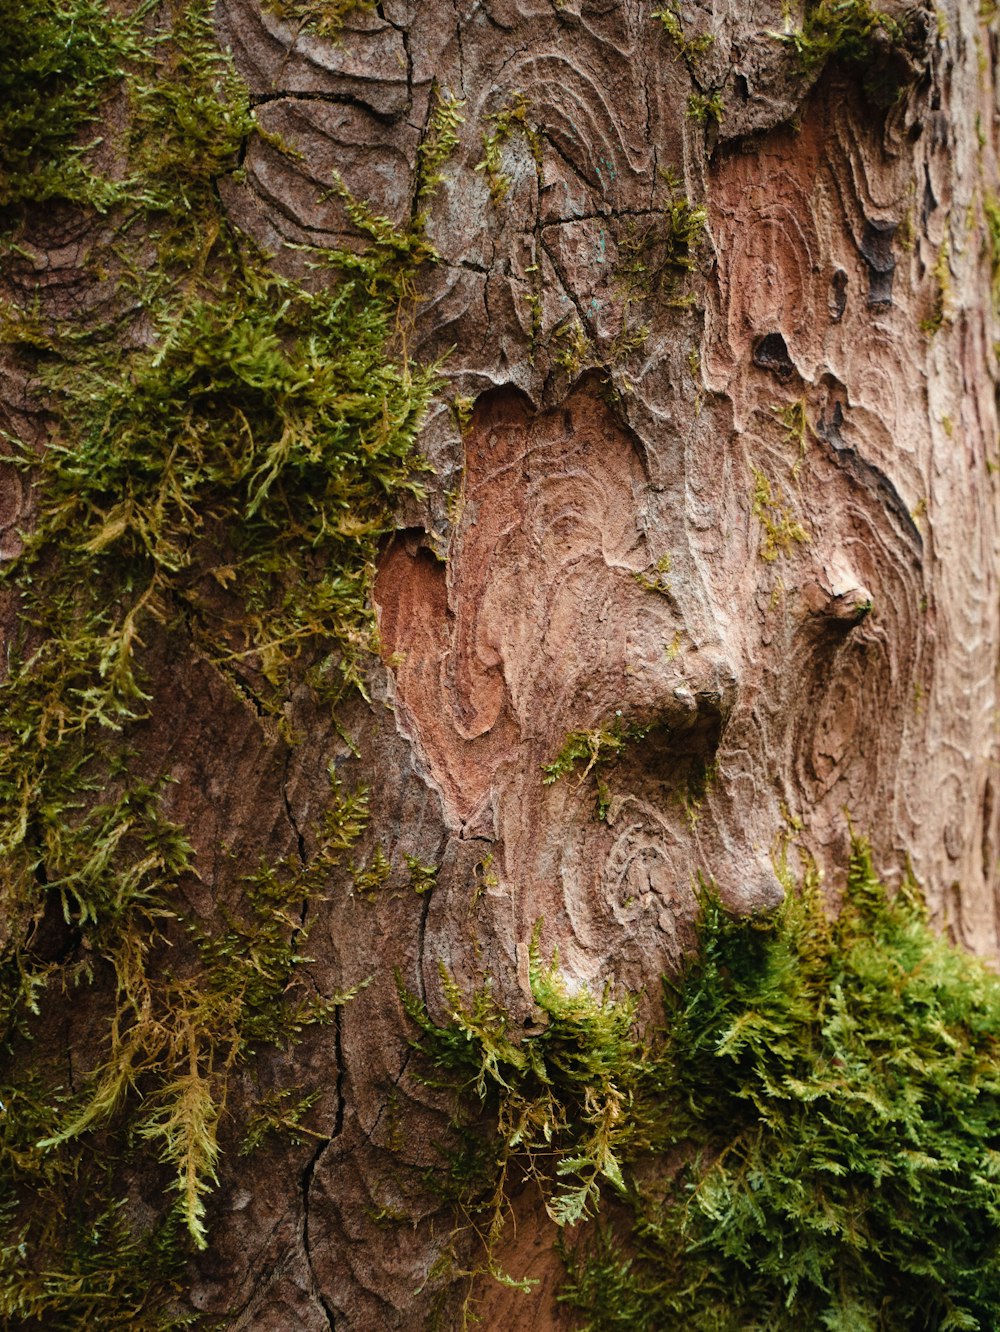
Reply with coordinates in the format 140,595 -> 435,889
7,0 -> 1000,1327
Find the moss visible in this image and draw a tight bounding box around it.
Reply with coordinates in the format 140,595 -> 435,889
552,320 -> 593,376
686,91 -> 724,126
774,397 -> 812,476
752,467 -> 810,560
0,0 -> 133,214
410,841 -> 1000,1331
984,193 -> 1000,312
476,93 -> 543,205
678,755 -> 717,828
617,180 -> 707,301
400,926 -> 645,1281
542,717 -> 650,787
632,552 -> 673,596
921,236 -> 952,334
778,1 -> 929,106
653,5 -> 713,58
0,0 -> 442,1317
406,855 -> 439,896
417,85 -> 465,206
258,0 -> 375,39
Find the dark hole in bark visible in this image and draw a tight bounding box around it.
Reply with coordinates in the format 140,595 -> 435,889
860,219 -> 897,306
752,332 -> 795,380
830,268 -> 848,322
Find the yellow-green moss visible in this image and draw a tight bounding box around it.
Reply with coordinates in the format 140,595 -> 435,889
0,0 -> 442,1318
752,467 -> 810,561
409,842 -> 1000,1331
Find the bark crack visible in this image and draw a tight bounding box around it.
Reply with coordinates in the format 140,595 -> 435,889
249,90 -> 402,125
300,1004 -> 348,1326
301,1139 -> 338,1330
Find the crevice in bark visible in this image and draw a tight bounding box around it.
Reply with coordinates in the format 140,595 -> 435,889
280,749 -> 309,929
539,229 -> 598,344
332,1001 -> 347,1139
248,90 -> 402,125
300,1005 -> 349,1326
301,1139 -> 337,1330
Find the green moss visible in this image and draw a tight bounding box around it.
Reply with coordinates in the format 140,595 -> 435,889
653,5 -> 713,58
0,0 -> 132,213
984,193 -> 1000,312
406,855 -> 439,896
417,85 -> 465,206
921,236 -> 952,334
542,717 -> 649,787
400,926 -> 645,1284
409,841 -> 1000,1331
632,552 -> 673,596
552,320 -> 593,377
774,397 -> 812,476
752,467 -> 810,560
0,0 -> 442,1317
476,93 -> 542,205
617,181 -> 707,301
782,0 -> 899,70
686,91 -> 724,126
778,1 -> 927,105
258,0 -> 375,39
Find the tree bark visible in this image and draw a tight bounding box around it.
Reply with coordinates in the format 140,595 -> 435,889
4,0 -> 1000,1328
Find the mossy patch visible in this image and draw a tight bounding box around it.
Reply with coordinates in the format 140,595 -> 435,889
752,467 -> 810,561
409,842 -> 1000,1331
778,1 -> 932,106
0,0 -> 441,1320
259,0 -> 375,39
0,0 -> 132,213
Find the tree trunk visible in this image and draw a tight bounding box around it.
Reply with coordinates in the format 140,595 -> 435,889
3,0 -> 1000,1328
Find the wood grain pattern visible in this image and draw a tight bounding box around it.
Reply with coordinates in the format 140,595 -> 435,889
5,0 -> 1000,1326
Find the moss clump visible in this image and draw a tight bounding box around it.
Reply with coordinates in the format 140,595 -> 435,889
259,0 -> 375,39
752,467 -> 810,561
920,235 -> 952,334
985,193 -> 1000,312
686,91 -> 724,126
476,93 -> 542,204
542,717 -> 650,786
0,0 -> 441,1319
0,0 -> 132,213
653,6 -> 713,58
417,86 -> 465,207
617,179 -> 707,306
410,841 -> 1000,1330
778,1 -> 930,106
401,929 -> 645,1282
783,0 -> 903,71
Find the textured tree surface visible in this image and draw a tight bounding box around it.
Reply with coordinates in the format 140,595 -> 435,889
5,0 -> 1000,1328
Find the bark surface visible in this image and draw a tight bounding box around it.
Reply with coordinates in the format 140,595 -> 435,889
5,0 -> 1000,1328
